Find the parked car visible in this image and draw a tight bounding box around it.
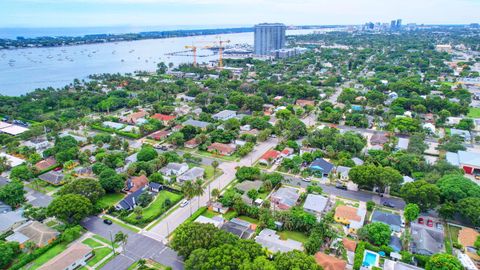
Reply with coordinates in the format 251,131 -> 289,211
435,222 -> 443,230
427,219 -> 433,227
382,201 -> 395,208
335,183 -> 347,190
180,200 -> 189,208
418,217 -> 424,225
103,219 -> 113,225
302,178 -> 311,182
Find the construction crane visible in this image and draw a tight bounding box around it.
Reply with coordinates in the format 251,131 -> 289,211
215,37 -> 230,68
184,45 -> 212,66
185,37 -> 230,68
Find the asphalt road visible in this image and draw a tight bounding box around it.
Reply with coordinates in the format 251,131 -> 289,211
81,216 -> 184,270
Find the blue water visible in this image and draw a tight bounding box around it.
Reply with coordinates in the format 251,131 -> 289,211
362,251 -> 378,267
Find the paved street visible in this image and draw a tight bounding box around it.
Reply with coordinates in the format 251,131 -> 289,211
81,216 -> 184,270
146,137 -> 279,241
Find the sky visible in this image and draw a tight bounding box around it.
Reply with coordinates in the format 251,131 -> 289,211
0,0 -> 479,28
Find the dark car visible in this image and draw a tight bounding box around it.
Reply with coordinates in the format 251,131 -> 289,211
103,219 -> 113,225
383,201 -> 395,208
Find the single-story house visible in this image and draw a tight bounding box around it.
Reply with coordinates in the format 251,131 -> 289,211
160,162 -> 189,176
389,235 -> 402,252
194,215 -> 225,228
259,150 -> 281,165
59,132 -> 88,144
334,205 -> 367,234
451,128 -> 472,142
383,259 -> 423,270
255,229 -> 303,253
423,123 -> 436,133
343,238 -> 357,265
310,158 -> 334,177
38,242 -> 93,270
103,121 -> 124,130
0,209 -> 27,234
458,227 -> 480,263
396,138 -> 409,151
149,130 -> 170,141
403,176 -> 414,184
172,124 -> 183,132
38,171 -> 64,186
410,223 -> 444,255
446,150 -> 480,175
125,175 -> 149,193
281,147 -> 294,157
35,157 -> 57,171
352,157 -> 364,166
178,167 -> 205,182
370,132 -> 389,146
371,210 -> 403,232
213,110 -> 237,121
314,252 -> 347,270
6,221 -> 59,248
151,113 -> 176,125
185,138 -> 200,149
73,166 -> 93,177
183,119 -> 210,130
116,188 -> 145,211
207,143 -> 236,156
121,110 -> 148,124
210,202 -> 228,214
303,194 -> 329,216
270,187 -> 300,210
24,139 -> 50,151
235,180 -> 263,194
0,124 -> 29,136
296,99 -> 315,107
220,218 -> 255,239
148,182 -> 163,193
335,166 -> 351,181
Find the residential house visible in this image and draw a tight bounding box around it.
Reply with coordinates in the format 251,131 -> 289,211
335,166 -> 351,181
447,117 -> 462,126
178,167 -> 205,182
255,229 -> 303,253
310,158 -> 334,177
103,121 -> 124,130
121,110 -> 148,125
38,242 -> 93,270
343,238 -> 357,265
446,151 -> 480,175
370,132 -> 389,147
149,130 -> 170,141
303,194 -> 329,216
383,259 -> 423,270
194,215 -> 225,228
172,124 -> 183,132
125,175 -> 149,193
259,150 -> 281,165
371,210 -> 403,232
0,176 -> 9,187
38,171 -> 64,186
6,221 -> 59,248
24,139 -> 50,152
183,119 -> 210,130
0,209 -> 27,234
220,218 -> 255,239
263,104 -> 275,115
270,187 -> 300,210
210,202 -> 229,214
207,143 -> 236,156
235,180 -> 263,194
458,227 -> 480,264
59,132 -> 88,144
423,123 -> 436,134
116,188 -> 145,211
410,223 -> 444,255
334,205 -> 367,234
175,104 -> 192,116
184,138 -> 200,149
213,110 -> 236,121
160,163 -> 189,176
73,166 -> 93,178
314,252 -> 347,270
457,252 -> 478,270
151,114 -> 176,126
35,157 -> 57,171
0,201 -> 12,213
281,147 -> 294,157
396,138 -> 409,151
148,182 -> 163,193
296,99 -> 315,107
451,128 -> 472,142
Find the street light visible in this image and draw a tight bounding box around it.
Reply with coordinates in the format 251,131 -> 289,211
108,230 -> 115,254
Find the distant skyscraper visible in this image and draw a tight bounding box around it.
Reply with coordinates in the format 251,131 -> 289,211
254,23 -> 286,56
396,19 -> 402,29
391,20 -> 396,30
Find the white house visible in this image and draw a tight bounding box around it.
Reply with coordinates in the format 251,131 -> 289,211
212,110 -> 236,121
160,163 -> 189,176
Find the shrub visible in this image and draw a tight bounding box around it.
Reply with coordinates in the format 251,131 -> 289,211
353,241 -> 366,270
367,201 -> 375,211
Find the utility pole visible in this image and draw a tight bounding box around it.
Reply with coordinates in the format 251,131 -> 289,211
109,230 -> 115,254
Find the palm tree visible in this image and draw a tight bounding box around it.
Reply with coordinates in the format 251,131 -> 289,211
211,160 -> 219,179
194,179 -> 205,209
211,188 -> 221,201
24,241 -> 37,255
114,231 -> 128,252
181,181 -> 195,216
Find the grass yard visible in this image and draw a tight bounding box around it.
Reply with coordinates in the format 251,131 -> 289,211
279,231 -> 309,244
202,165 -> 215,180
237,215 -> 259,224
128,259 -> 169,270
123,190 -> 182,226
202,210 -> 219,218
92,235 -> 119,248
223,210 -> 238,220
467,107 -> 480,118
25,241 -> 69,270
196,150 -> 239,161
87,247 -> 113,267
82,238 -> 103,248
96,193 -> 124,210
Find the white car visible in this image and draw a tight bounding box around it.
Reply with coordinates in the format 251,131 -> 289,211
302,178 -> 311,182
180,200 -> 189,208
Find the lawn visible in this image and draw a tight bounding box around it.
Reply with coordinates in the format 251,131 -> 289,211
237,215 -> 259,224
196,150 -> 239,161
128,259 -> 169,270
96,193 -> 125,209
467,107 -> 480,118
202,210 -> 219,218
25,241 -> 69,269
87,247 -> 113,267
223,210 -> 238,220
82,238 -> 103,248
279,231 -> 309,244
92,235 -> 119,248
123,190 -> 182,226
104,216 -> 141,233
202,165 -> 215,180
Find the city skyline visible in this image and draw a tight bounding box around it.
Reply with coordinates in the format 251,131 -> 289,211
0,0 -> 479,28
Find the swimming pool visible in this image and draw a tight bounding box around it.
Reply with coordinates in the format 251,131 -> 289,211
362,250 -> 380,268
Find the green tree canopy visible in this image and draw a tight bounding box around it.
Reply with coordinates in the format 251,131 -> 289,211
47,194 -> 92,224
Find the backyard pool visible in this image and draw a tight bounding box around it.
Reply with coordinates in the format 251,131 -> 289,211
362,250 -> 380,268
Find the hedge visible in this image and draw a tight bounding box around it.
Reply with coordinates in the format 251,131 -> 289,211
353,241 -> 366,270
91,124 -> 141,139
9,238 -> 63,270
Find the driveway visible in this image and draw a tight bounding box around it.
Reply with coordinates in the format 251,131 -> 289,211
24,187 -> 53,207
81,216 -> 184,270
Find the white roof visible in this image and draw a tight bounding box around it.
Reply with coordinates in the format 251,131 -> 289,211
0,125 -> 29,135
194,215 -> 222,227
457,252 -> 478,270
0,121 -> 12,129
303,194 -> 328,213
0,153 -> 25,167
255,229 -> 303,253
446,151 -> 480,167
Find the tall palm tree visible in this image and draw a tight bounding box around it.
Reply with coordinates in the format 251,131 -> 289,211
181,181 -> 195,216
211,188 -> 221,201
114,231 -> 128,252
211,160 -> 219,179
194,179 -> 205,209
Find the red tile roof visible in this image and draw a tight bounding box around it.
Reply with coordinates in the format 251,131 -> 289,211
35,157 -> 57,171
314,252 -> 347,270
151,113 -> 176,122
129,175 -> 149,193
296,99 -> 315,107
335,205 -> 362,222
207,143 -> 235,155
149,130 -> 169,141
342,238 -> 357,252
260,150 -> 281,161
122,110 -> 148,123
